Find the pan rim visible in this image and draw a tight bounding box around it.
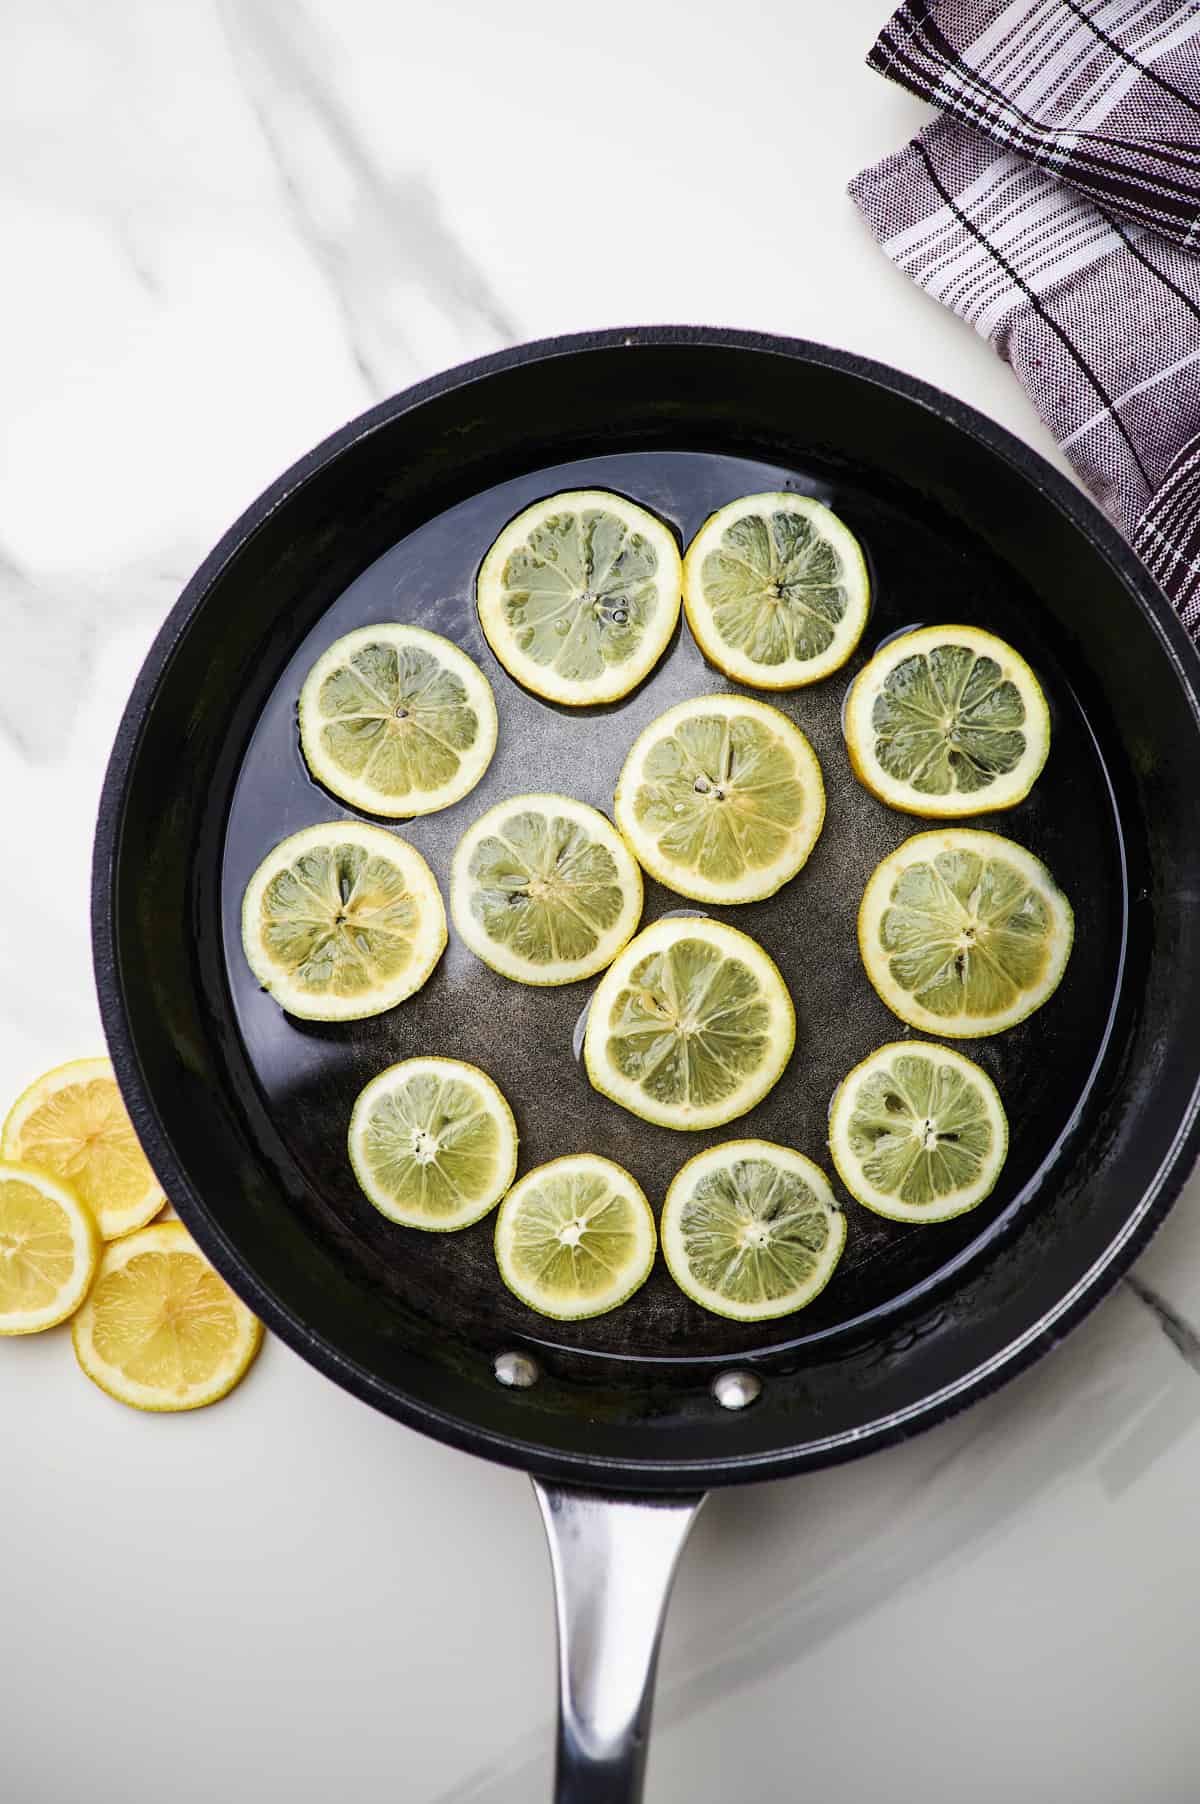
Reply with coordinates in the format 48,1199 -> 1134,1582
91,324 -> 1200,1490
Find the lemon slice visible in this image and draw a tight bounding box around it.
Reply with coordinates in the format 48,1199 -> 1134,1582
476,490 -> 682,705
661,1140 -> 845,1321
72,1222 -> 262,1410
844,624 -> 1050,817
683,493 -> 869,688
241,821 -> 446,1020
584,916 -> 794,1131
829,1041 -> 1008,1223
451,793 -> 643,985
0,1164 -> 100,1335
348,1058 -> 518,1231
493,1153 -> 655,1319
298,624 -> 497,818
859,829 -> 1073,1037
2,1057 -> 164,1239
74,1226 -> 261,1407
614,693 -> 825,904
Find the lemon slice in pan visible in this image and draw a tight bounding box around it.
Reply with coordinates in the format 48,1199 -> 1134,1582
844,624 -> 1049,817
494,1153 -> 656,1319
348,1058 -> 518,1231
476,490 -> 682,705
241,821 -> 446,1020
661,1140 -> 845,1320
829,1041 -> 1008,1223
683,492 -> 869,687
299,624 -> 497,818
614,692 -> 825,903
583,916 -> 794,1131
451,793 -> 642,985
858,828 -> 1073,1037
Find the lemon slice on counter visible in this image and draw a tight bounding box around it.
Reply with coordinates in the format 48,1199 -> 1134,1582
348,1058 -> 518,1231
241,821 -> 446,1020
858,828 -> 1073,1037
683,492 -> 869,688
3,1057 -> 164,1240
614,692 -> 825,903
829,1041 -> 1008,1223
72,1222 -> 262,1410
298,623 -> 497,818
0,1164 -> 100,1335
844,624 -> 1050,817
450,793 -> 643,985
661,1140 -> 844,1321
493,1153 -> 656,1319
583,916 -> 794,1131
476,490 -> 682,705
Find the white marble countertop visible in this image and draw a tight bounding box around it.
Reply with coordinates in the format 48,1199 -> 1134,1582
3,2 -> 1199,1799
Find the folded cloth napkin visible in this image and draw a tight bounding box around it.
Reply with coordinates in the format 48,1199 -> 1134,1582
849,0 -> 1200,636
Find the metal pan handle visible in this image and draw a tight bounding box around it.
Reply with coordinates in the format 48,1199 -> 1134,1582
532,1480 -> 705,1804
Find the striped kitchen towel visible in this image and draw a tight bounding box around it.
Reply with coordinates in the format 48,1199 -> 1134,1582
849,0 -> 1200,636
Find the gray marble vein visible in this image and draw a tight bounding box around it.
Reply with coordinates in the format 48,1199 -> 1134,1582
111,215 -> 165,301
219,0 -> 519,399
1124,1273 -> 1200,1375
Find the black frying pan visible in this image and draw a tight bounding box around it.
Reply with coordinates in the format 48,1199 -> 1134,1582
92,328 -> 1200,1802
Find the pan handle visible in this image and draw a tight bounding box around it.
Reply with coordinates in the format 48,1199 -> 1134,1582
532,1480 -> 705,1804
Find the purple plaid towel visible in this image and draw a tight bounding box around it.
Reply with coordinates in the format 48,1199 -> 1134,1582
849,0 -> 1200,636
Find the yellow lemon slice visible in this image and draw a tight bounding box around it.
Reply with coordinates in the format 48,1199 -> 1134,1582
3,1057 -> 163,1239
0,1163 -> 100,1335
72,1222 -> 262,1410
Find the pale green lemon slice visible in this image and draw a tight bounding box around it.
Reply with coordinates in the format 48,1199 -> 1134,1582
614,693 -> 825,904
858,829 -> 1073,1037
661,1140 -> 845,1321
0,1163 -> 100,1336
683,492 -> 869,688
844,624 -> 1050,817
476,490 -> 682,705
299,624 -> 497,818
583,916 -> 794,1131
348,1058 -> 518,1231
241,821 -> 446,1020
450,793 -> 643,985
829,1042 -> 1008,1223
493,1153 -> 656,1319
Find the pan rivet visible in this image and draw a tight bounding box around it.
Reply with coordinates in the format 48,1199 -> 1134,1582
712,1370 -> 762,1411
494,1350 -> 540,1389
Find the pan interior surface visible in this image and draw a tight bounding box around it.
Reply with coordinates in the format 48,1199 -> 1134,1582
98,334 -> 1200,1485
222,448 -> 1125,1362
